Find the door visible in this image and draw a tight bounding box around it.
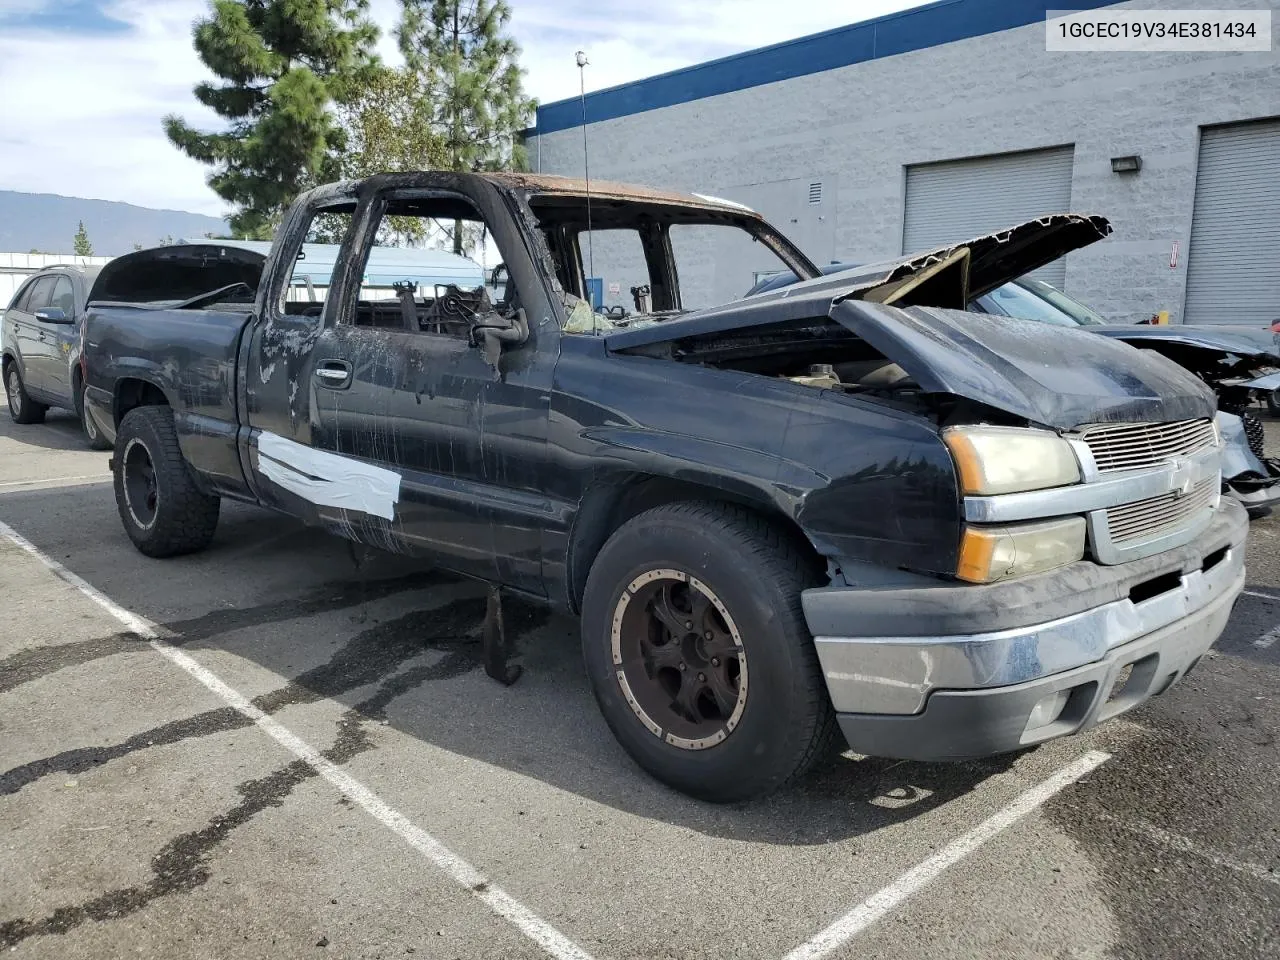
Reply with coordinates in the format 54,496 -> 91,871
244,178 -> 557,593
1183,119 -> 1280,325
11,275 -> 56,400
308,320 -> 502,580
903,146 -> 1075,287
39,275 -> 77,404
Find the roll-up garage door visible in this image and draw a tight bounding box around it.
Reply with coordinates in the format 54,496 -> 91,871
902,146 -> 1075,287
1183,119 -> 1280,326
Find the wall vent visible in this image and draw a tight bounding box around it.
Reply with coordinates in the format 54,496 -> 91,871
808,181 -> 823,204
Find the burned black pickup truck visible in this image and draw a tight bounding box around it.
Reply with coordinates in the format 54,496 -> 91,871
83,172 -> 1246,802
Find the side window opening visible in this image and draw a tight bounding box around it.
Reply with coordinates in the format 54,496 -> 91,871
8,278 -> 36,312
50,276 -> 75,318
341,193 -> 505,340
277,206 -> 357,318
24,276 -> 56,313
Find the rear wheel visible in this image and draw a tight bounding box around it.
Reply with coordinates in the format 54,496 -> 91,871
113,405 -> 220,557
5,364 -> 47,424
77,384 -> 111,450
581,501 -> 836,802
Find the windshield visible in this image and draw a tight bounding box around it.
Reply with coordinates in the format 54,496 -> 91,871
1017,277 -> 1108,325
527,194 -> 816,333
981,281 -> 1084,327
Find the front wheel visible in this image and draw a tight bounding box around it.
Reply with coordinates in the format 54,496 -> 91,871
113,405 -> 220,557
5,364 -> 47,424
581,501 -> 836,802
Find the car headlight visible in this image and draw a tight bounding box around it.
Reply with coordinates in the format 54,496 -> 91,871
957,517 -> 1087,583
943,425 -> 1080,495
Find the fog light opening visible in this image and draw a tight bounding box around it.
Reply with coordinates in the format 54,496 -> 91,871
1027,690 -> 1070,730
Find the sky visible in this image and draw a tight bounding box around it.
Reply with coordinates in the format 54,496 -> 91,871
0,0 -> 920,217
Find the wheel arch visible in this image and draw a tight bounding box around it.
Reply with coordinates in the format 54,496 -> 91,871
564,471 -> 824,614
113,376 -> 172,428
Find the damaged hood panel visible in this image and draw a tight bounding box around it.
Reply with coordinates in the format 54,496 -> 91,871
817,213 -> 1111,302
832,301 -> 1217,429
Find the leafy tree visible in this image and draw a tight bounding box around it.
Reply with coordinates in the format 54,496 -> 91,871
333,64 -> 446,244
73,221 -> 93,257
133,243 -> 144,251
165,0 -> 379,239
397,0 -> 535,253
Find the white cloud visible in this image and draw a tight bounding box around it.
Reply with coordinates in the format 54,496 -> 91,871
0,0 -> 916,215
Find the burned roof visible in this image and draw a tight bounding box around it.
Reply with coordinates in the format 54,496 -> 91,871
482,172 -> 761,215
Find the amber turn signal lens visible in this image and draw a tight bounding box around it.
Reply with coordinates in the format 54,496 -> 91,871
957,518 -> 1087,583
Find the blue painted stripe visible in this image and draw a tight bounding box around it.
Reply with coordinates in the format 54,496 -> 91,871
534,0 -> 1120,135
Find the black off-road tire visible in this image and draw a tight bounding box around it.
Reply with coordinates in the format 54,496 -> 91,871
77,384 -> 111,450
5,363 -> 47,424
113,405 -> 220,558
581,501 -> 837,803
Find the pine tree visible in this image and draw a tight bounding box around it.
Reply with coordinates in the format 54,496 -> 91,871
397,0 -> 536,253
73,221 -> 93,257
165,0 -> 379,239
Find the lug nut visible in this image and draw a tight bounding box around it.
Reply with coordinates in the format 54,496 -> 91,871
711,657 -> 720,667
697,673 -> 706,682
704,630 -> 713,639
685,621 -> 693,629
679,662 -> 687,671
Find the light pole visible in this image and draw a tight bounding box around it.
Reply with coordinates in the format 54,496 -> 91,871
576,50 -> 595,309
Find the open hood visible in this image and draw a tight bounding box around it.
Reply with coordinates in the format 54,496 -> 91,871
89,243 -> 266,306
606,213 -> 1217,429
809,213 -> 1111,304
829,301 -> 1217,429
608,214 -> 1112,351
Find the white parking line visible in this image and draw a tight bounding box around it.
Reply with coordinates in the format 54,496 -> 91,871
1255,624 -> 1280,649
781,750 -> 1111,960
1243,589 -> 1280,601
0,475 -> 106,491
0,520 -> 596,960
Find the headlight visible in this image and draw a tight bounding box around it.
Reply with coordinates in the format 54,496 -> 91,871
957,517 -> 1087,583
943,425 -> 1080,495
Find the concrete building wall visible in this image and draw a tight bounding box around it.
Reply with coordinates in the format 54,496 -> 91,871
529,0 -> 1280,323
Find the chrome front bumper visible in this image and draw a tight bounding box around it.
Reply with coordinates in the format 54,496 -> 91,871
805,500 -> 1247,720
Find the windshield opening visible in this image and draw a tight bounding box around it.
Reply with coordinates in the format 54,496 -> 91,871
981,280 -> 1083,327
526,194 -> 817,333
1018,277 -> 1108,325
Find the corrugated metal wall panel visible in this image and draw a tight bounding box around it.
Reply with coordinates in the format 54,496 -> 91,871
902,146 -> 1075,287
1183,119 -> 1280,326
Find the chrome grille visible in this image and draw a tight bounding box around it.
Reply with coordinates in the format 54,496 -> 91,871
1105,477 -> 1217,545
1078,419 -> 1217,473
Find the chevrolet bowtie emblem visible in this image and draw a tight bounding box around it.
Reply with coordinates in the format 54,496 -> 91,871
1168,459 -> 1195,498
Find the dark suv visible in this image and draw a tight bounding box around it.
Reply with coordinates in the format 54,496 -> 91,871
2,264 -> 109,448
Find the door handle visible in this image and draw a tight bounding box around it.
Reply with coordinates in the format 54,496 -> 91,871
314,360 -> 352,388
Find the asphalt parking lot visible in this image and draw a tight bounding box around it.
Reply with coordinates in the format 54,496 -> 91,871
2,402 -> 1278,960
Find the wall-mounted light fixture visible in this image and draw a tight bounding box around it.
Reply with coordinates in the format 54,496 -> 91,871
1110,154 -> 1142,173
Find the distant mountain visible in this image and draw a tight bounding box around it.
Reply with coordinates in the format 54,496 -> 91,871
0,191 -> 229,257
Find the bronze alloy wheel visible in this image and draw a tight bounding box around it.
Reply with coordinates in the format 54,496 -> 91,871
122,437 -> 159,530
611,569 -> 748,750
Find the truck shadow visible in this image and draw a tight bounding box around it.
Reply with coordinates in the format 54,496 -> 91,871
4,486 -> 1021,846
